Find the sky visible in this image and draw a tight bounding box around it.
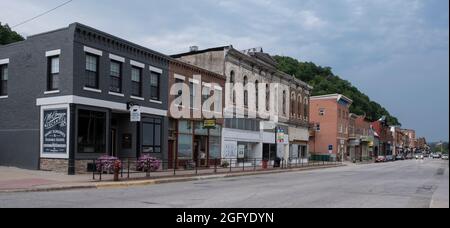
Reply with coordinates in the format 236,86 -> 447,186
1,0 -> 448,142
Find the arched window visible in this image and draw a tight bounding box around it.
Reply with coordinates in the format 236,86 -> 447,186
291,92 -> 296,117
304,97 -> 309,121
298,94 -> 303,119
244,76 -> 248,107
282,90 -> 287,115
255,80 -> 259,109
230,71 -> 235,104
266,84 -> 270,111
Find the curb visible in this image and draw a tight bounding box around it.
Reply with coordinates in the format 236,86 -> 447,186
0,164 -> 344,193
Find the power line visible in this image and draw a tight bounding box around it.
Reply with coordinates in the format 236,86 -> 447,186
12,0 -> 74,29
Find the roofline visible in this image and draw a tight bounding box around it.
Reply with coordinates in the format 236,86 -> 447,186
171,45 -> 231,58
311,94 -> 353,104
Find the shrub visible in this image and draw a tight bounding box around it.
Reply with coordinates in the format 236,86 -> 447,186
221,160 -> 230,168
95,155 -> 121,174
136,155 -> 161,172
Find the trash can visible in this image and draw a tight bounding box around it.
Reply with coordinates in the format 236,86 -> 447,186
262,160 -> 269,169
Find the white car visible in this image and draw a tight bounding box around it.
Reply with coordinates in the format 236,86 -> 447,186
415,154 -> 424,160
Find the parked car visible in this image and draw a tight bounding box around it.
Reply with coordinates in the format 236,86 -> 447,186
415,154 -> 424,160
405,154 -> 413,160
396,155 -> 405,160
442,154 -> 449,160
432,153 -> 441,159
376,156 -> 386,163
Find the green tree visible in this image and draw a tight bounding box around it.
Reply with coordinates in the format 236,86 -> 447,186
274,55 -> 401,126
0,22 -> 24,45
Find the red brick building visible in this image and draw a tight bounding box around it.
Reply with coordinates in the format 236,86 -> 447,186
309,94 -> 353,161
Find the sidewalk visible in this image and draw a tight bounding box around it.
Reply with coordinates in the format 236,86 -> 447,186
0,163 -> 344,193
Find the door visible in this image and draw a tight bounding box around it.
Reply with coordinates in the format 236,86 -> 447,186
110,128 -> 117,157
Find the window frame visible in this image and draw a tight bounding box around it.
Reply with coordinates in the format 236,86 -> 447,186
109,60 -> 122,93
142,118 -> 162,154
150,71 -> 161,101
131,66 -> 143,97
0,64 -> 8,96
85,54 -> 100,89
47,56 -> 60,91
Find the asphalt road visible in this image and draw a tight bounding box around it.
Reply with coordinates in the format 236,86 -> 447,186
0,159 -> 448,208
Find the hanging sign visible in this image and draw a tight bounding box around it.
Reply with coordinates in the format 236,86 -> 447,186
130,106 -> 141,122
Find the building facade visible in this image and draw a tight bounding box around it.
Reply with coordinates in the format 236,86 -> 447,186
173,46 -> 312,164
167,58 -> 226,168
0,23 -> 169,174
309,94 -> 353,161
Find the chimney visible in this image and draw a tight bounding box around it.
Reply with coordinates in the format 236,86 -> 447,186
189,46 -> 199,52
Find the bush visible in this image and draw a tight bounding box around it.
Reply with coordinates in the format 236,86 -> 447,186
95,155 -> 121,174
136,155 -> 161,172
221,160 -> 230,168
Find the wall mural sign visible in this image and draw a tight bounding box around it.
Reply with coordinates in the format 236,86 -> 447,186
43,109 -> 68,154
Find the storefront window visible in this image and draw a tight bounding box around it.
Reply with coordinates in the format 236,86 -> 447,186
178,134 -> 193,159
77,110 -> 106,153
194,121 -> 208,136
178,120 -> 192,134
142,119 -> 162,153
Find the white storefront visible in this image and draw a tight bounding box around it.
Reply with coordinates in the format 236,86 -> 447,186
288,126 -> 310,164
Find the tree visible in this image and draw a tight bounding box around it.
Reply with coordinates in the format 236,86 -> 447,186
0,22 -> 24,45
274,55 -> 401,126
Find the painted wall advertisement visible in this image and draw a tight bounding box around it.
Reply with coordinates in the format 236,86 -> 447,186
43,109 -> 68,154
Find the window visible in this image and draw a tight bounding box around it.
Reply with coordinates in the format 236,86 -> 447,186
0,64 -> 8,96
266,84 -> 270,111
230,71 -> 235,104
255,80 -> 259,109
85,54 -> 99,89
47,56 -> 60,91
244,76 -> 248,107
150,71 -> 160,100
316,123 -> 321,132
304,98 -> 309,120
110,60 -> 122,93
319,108 -> 325,116
142,119 -> 162,153
175,78 -> 184,105
190,82 -> 195,109
282,90 -> 287,115
77,110 -> 106,153
131,67 -> 142,97
202,86 -> 211,104
291,93 -> 296,116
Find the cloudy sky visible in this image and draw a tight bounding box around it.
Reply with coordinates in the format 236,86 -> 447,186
1,0 -> 448,141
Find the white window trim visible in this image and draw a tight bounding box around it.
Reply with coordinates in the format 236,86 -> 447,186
130,60 -> 145,68
83,87 -> 102,93
45,49 -> 61,57
108,91 -> 125,97
174,74 -> 186,81
109,54 -> 125,63
214,86 -> 223,91
149,66 -> 163,74
0,58 -> 10,65
0,95 -> 8,99
40,104 -> 70,159
130,96 -> 145,101
189,79 -> 200,84
44,90 -> 60,95
150,99 -> 163,104
83,46 -> 103,56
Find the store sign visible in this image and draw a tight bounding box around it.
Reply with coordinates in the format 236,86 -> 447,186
203,119 -> 216,129
277,129 -> 285,143
238,145 -> 246,159
43,109 -> 67,154
130,106 -> 141,122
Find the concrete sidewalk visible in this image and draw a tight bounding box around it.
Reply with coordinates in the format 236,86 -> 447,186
0,164 -> 344,193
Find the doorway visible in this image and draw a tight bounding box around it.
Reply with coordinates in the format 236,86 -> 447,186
110,128 -> 117,157
194,135 -> 208,167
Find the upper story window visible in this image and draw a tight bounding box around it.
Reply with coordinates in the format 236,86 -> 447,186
255,80 -> 259,109
304,97 -> 309,121
189,81 -> 196,109
131,67 -> 142,97
319,108 -> 325,116
150,71 -> 161,101
282,90 -> 287,115
230,71 -> 235,104
202,85 -> 211,104
243,76 -> 248,107
0,64 -> 8,96
109,60 -> 122,93
298,95 -> 303,118
291,93 -> 296,116
266,84 -> 270,111
85,54 -> 99,89
47,56 -> 60,91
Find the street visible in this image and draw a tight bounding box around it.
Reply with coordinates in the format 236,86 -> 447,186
0,159 -> 448,208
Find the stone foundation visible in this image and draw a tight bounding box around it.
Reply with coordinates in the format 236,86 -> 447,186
40,159 -> 96,174
40,159 -> 68,173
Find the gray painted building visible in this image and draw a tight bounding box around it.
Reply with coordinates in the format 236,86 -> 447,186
0,23 -> 169,174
